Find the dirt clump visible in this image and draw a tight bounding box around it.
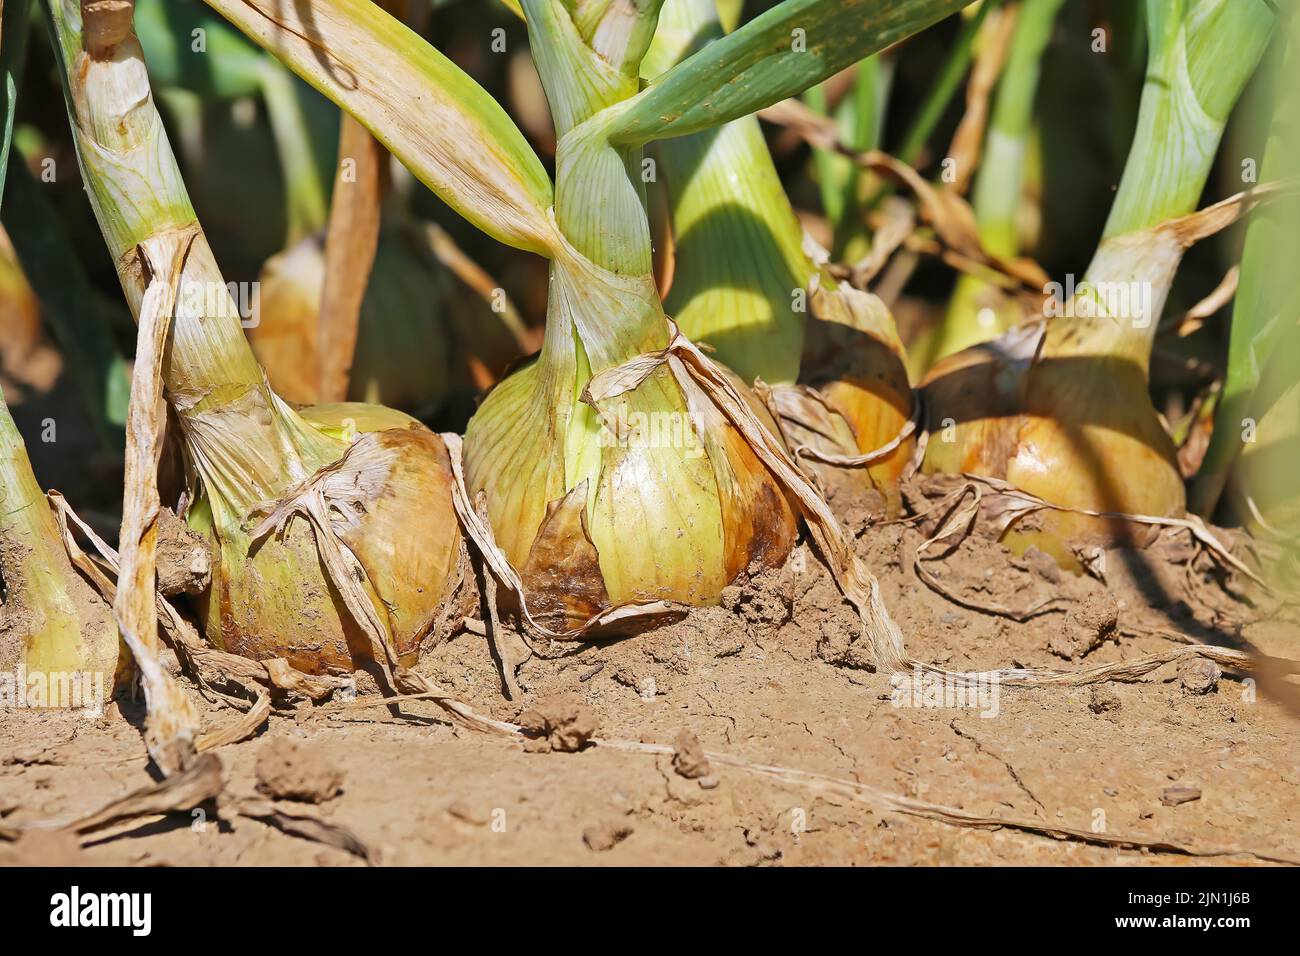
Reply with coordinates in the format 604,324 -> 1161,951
582,821 -> 633,852
255,737 -> 344,803
155,507 -> 212,597
1160,786 -> 1202,807
672,730 -> 712,779
1049,594 -> 1119,659
720,559 -> 796,638
518,692 -> 598,753
1178,657 -> 1221,695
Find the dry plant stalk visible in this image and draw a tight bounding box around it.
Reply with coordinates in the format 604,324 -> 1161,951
759,98 -> 1050,292
113,229 -> 201,775
944,0 -> 1019,195
592,738 -> 1298,865
318,113 -> 388,402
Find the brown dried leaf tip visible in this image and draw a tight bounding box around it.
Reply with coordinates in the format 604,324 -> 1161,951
81,0 -> 136,56
517,692 -> 598,753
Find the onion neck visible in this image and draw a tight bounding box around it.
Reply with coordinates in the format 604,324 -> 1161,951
1102,0 -> 1274,240
523,0 -> 664,342
46,0 -> 340,519
1044,230 -> 1185,375
1056,0 -> 1275,374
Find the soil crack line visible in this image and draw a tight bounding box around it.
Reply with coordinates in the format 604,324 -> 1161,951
949,718 -> 1045,814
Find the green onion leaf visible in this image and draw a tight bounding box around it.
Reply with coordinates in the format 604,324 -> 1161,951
607,0 -> 971,147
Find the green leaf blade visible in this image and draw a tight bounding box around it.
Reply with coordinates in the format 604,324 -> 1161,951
609,0 -> 971,146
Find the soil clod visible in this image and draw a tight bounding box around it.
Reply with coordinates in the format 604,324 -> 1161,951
255,738 -> 344,804
518,692 -> 598,753
1160,786 -> 1202,807
1049,595 -> 1119,660
155,507 -> 212,596
672,730 -> 712,780
1178,657 -> 1221,695
582,821 -> 633,852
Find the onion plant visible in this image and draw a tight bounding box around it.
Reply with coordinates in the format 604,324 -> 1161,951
44,0 -> 465,676
642,0 -> 919,507
1193,7 -> 1299,534
1206,7 -> 1300,598
136,0 -> 517,417
201,0 -> 967,626
0,0 -> 117,705
1,382 -> 120,702
922,0 -> 1277,560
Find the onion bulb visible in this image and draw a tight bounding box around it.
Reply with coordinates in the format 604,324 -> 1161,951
921,0 -> 1275,561
921,318 -> 1185,559
464,244 -> 797,630
52,2 -> 465,675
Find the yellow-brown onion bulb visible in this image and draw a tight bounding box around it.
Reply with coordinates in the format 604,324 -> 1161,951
921,312 -> 1185,562
188,398 -> 464,674
463,248 -> 797,631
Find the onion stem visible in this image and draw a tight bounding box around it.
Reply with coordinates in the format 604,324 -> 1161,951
1060,0 -> 1275,367
1193,8 -> 1300,520
2,153 -> 131,437
44,0 -> 343,521
805,56 -> 889,260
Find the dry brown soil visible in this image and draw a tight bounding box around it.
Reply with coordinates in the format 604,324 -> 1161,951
1,494 -> 1297,866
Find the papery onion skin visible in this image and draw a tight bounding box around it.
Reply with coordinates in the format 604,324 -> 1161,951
788,286 -> 916,510
921,320 -> 1184,560
192,406 -> 464,673
464,290 -> 797,631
